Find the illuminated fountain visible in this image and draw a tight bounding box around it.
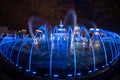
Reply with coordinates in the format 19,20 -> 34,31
0,10 -> 120,79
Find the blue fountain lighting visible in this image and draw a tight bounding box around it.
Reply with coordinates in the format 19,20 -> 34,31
0,9 -> 120,79
19,66 -> 22,69
88,70 -> 92,73
32,71 -> 37,75
26,69 -> 30,72
16,64 -> 18,66
102,65 -> 105,68
53,74 -> 59,78
76,73 -> 81,76
95,68 -> 98,71
67,74 -> 72,77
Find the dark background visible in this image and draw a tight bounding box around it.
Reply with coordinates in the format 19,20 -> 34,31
0,0 -> 120,33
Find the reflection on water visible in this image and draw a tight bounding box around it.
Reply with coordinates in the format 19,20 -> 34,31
11,40 -> 109,70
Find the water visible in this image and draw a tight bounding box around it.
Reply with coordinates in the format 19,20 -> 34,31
0,9 -> 120,79
10,40 -> 20,61
16,41 -> 27,66
64,9 -> 77,28
0,33 -> 120,78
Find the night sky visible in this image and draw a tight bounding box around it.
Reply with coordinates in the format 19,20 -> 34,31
0,0 -> 120,33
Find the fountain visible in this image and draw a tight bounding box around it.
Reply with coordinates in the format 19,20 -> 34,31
0,9 -> 120,79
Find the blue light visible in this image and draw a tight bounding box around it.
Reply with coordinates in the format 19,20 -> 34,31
95,68 -> 98,71
16,64 -> 18,66
88,70 -> 92,73
34,38 -> 38,44
26,69 -> 30,72
57,37 -> 60,41
102,65 -> 105,68
19,66 -> 22,69
67,74 -> 72,77
42,34 -> 45,39
57,28 -> 66,31
106,64 -> 109,66
32,71 -> 37,74
53,74 -> 59,77
76,73 -> 81,76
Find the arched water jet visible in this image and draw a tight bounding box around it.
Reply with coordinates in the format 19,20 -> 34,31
96,29 -> 108,66
27,24 -> 49,72
50,41 -> 53,77
109,32 -> 119,59
26,41 -> 34,72
6,41 -> 15,59
28,16 -> 52,38
112,33 -> 120,57
53,26 -> 58,33
16,41 -> 28,67
1,37 -> 14,57
89,28 -> 108,66
68,26 -> 73,51
0,10 -> 120,79
64,9 -> 77,29
10,40 -> 21,61
68,26 -> 73,42
80,26 -> 96,71
104,31 -> 114,62
3,41 -> 11,55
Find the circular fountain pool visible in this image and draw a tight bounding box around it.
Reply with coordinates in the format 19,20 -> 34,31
0,26 -> 120,79
0,10 -> 120,79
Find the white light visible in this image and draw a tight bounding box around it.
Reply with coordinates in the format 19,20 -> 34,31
96,28 -> 99,31
95,32 -> 99,35
36,30 -> 43,32
82,42 -> 86,47
60,24 -> 63,27
90,28 -> 94,30
50,33 -> 53,41
42,35 -> 45,39
59,20 -> 63,27
21,29 -> 27,32
74,26 -> 80,30
34,38 -> 38,44
64,37 -> 66,41
57,37 -> 60,41
90,28 -> 99,31
57,28 -> 66,31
